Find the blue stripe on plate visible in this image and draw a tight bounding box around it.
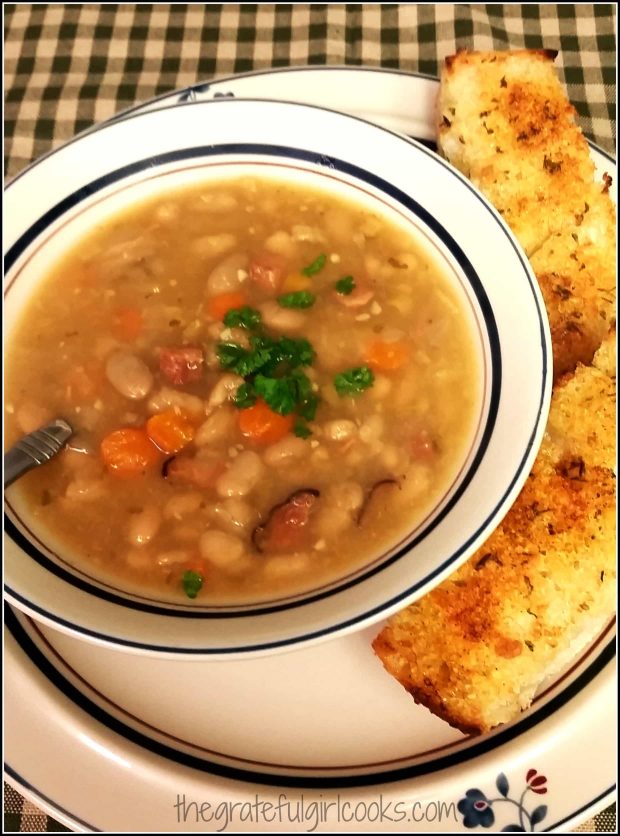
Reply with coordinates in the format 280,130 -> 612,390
4,606 -> 614,789
4,763 -> 99,832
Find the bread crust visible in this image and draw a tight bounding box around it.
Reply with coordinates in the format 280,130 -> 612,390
374,51 -> 617,735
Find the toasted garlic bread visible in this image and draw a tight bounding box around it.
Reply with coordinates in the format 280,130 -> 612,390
530,183 -> 617,378
438,49 -> 595,256
438,49 -> 617,380
374,51 -> 617,735
373,359 -> 617,734
541,359 -> 616,472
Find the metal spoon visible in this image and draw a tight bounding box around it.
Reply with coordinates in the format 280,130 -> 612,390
4,419 -> 73,489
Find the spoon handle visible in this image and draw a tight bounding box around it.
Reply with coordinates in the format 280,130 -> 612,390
4,419 -> 73,489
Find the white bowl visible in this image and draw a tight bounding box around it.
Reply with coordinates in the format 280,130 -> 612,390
3,99 -> 552,658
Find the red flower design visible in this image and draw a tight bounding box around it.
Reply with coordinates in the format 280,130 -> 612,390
526,769 -> 548,794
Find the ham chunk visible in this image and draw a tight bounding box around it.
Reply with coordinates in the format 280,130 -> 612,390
253,489 -> 320,553
159,346 -> 204,386
249,251 -> 287,292
334,282 -> 374,308
163,455 -> 224,489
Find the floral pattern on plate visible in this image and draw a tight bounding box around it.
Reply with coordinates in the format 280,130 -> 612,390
458,769 -> 548,831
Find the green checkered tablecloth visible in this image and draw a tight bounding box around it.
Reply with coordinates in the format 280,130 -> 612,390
4,2 -> 617,178
3,3 -> 616,833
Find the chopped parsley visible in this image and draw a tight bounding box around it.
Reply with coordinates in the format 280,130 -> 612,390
291,369 -> 319,420
233,381 -> 257,409
272,336 -> 315,370
302,253 -> 327,277
294,420 -> 312,439
253,374 -> 299,415
335,275 -> 355,295
235,369 -> 318,419
216,336 -> 274,377
217,334 -> 316,378
277,291 -> 316,309
334,366 -> 375,396
223,306 -> 262,329
217,307 -> 320,426
182,569 -> 204,599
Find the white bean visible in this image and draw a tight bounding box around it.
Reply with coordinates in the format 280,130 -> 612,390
369,374 -> 392,401
208,374 -> 244,408
315,506 -> 351,538
400,463 -> 431,501
263,436 -> 308,466
263,553 -> 311,578
360,215 -> 382,238
164,492 -> 204,520
195,407 -> 236,446
192,233 -> 237,258
127,505 -> 161,546
62,448 -> 99,473
199,530 -> 245,567
64,477 -> 105,501
291,224 -> 325,243
380,444 -> 400,470
197,192 -> 238,212
155,202 -> 179,223
311,446 -> 329,462
326,481 -> 365,513
216,451 -> 265,498
156,549 -> 190,567
210,498 -> 259,532
265,230 -> 297,257
323,419 -> 357,442
259,300 -> 306,332
219,326 -> 250,348
204,343 -> 220,371
206,252 -> 249,294
359,414 -> 384,443
105,351 -> 153,400
147,386 -> 205,416
15,402 -> 52,434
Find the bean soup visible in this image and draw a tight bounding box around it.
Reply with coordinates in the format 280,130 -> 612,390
4,176 -> 481,603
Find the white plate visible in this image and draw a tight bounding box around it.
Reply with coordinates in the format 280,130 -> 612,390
4,67 -> 616,831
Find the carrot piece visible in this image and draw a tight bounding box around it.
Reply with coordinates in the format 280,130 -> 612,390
238,399 -> 294,444
113,307 -> 144,341
205,291 -> 247,321
146,409 -> 195,454
364,339 -> 410,371
281,273 -> 313,293
100,428 -> 161,477
182,556 -> 209,576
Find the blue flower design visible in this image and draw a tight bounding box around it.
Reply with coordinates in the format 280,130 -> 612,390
458,789 -> 495,828
177,82 -> 214,103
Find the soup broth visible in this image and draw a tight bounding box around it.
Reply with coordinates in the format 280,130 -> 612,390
4,176 -> 480,603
